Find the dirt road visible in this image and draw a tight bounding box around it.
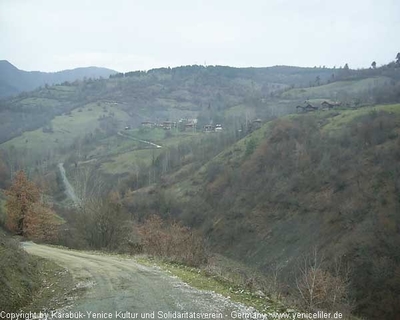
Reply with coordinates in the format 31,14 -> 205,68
57,163 -> 80,207
23,243 -> 254,319
117,132 -> 162,149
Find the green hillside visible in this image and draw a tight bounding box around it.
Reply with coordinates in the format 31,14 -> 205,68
282,76 -> 391,101
0,64 -> 341,180
2,102 -> 129,159
126,104 -> 400,319
0,65 -> 337,145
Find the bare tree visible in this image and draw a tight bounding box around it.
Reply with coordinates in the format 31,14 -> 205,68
295,248 -> 353,314
70,193 -> 130,250
296,248 -> 325,310
72,165 -> 106,209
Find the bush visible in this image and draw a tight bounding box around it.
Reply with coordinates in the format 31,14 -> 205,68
24,203 -> 61,242
138,215 -> 208,266
77,198 -> 130,250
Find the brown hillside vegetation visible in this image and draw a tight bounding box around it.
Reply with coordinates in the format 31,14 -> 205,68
5,171 -> 41,235
6,171 -> 61,241
127,106 -> 400,319
139,215 -> 208,267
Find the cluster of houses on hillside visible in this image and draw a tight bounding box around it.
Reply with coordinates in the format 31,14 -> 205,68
140,118 -> 199,131
136,117 -> 265,134
141,120 -> 178,130
296,100 -> 342,112
139,118 -> 227,132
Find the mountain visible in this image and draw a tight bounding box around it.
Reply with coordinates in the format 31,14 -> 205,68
0,60 -> 117,98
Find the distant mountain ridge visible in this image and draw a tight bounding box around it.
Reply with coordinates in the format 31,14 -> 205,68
0,60 -> 117,98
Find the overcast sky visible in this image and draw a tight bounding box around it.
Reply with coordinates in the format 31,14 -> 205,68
1,0 -> 399,72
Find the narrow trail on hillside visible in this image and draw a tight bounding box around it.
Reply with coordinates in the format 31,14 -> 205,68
117,131 -> 162,148
58,163 -> 80,207
23,243 -> 255,319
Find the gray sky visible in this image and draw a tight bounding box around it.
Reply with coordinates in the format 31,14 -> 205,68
1,0 -> 399,72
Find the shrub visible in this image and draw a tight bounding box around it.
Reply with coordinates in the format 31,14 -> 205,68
24,203 -> 61,242
78,198 -> 130,250
138,215 -> 208,266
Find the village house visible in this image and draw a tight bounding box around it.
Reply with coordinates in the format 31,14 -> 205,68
296,103 -> 318,112
321,101 -> 341,110
141,121 -> 154,128
185,123 -> 196,131
161,121 -> 176,130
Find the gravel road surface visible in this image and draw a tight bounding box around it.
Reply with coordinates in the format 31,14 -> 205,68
23,243 -> 256,320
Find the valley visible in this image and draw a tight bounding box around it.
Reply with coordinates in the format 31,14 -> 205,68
2,1 -> 400,318
0,61 -> 400,320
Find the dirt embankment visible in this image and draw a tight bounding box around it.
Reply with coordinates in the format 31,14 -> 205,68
0,233 -> 44,312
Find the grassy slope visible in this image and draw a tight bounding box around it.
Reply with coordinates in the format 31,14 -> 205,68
322,103 -> 400,131
1,102 -> 129,159
100,128 -> 202,174
101,149 -> 160,175
0,231 -> 45,311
